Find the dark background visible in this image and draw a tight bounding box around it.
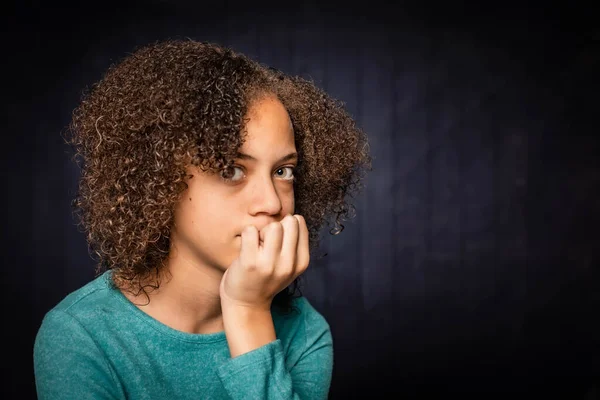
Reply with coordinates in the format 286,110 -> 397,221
6,1 -> 599,398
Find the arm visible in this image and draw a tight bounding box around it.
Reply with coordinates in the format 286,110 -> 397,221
217,303 -> 333,399
218,215 -> 333,398
222,306 -> 277,358
33,310 -> 124,400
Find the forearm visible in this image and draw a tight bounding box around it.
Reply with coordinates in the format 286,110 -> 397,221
222,305 -> 277,358
216,299 -> 333,400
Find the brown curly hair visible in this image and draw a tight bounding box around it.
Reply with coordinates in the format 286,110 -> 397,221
65,39 -> 372,312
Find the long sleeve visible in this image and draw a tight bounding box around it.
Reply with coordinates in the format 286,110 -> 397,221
33,310 -> 125,400
34,279 -> 333,399
216,304 -> 334,400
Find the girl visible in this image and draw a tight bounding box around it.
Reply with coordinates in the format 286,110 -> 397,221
34,39 -> 371,399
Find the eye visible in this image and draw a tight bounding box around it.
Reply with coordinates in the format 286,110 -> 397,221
220,166 -> 245,183
275,166 -> 295,181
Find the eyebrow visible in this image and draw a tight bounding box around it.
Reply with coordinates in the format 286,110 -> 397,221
236,152 -> 298,164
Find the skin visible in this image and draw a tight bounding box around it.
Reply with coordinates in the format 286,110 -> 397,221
123,94 -> 310,357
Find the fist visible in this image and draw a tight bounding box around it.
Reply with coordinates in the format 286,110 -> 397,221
219,214 -> 310,310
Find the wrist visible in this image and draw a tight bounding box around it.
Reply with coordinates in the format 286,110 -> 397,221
221,297 -> 272,312
222,304 -> 273,330
222,305 -> 276,358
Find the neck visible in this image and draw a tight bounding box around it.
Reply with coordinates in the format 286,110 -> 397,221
121,245 -> 225,335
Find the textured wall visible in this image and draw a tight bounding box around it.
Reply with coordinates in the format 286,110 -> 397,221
9,1 -> 598,398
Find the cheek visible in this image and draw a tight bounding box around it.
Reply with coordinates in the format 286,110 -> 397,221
282,189 -> 295,213
174,203 -> 198,235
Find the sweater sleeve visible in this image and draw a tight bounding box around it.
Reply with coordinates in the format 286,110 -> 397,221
216,302 -> 334,400
33,309 -> 124,400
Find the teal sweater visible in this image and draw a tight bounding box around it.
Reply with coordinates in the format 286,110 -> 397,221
33,271 -> 333,399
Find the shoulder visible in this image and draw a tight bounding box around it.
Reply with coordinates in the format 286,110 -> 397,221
274,295 -> 328,324
292,296 -> 329,329
35,271 -> 121,338
48,271 -> 116,312
272,296 -> 331,345
34,272 -> 125,398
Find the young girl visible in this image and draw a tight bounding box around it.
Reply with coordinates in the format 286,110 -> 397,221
34,39 -> 371,399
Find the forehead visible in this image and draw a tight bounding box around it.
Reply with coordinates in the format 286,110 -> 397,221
241,96 -> 295,152
246,95 -> 291,124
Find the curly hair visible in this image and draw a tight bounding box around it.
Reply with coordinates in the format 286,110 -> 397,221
65,39 -> 372,312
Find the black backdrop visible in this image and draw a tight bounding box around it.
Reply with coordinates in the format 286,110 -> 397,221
7,1 -> 599,398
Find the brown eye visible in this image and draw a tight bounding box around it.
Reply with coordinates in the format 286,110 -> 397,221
220,166 -> 244,182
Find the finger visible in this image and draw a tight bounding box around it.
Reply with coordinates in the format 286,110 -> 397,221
293,215 -> 310,276
279,214 -> 299,273
240,225 -> 259,267
259,222 -> 284,269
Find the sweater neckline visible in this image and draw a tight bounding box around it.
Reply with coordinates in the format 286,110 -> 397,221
103,270 -> 228,344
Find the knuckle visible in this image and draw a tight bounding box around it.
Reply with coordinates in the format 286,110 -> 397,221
285,214 -> 297,222
266,262 -> 278,275
281,215 -> 297,229
257,254 -> 275,271
275,264 -> 294,279
242,261 -> 257,271
289,214 -> 299,226
281,255 -> 295,269
271,221 -> 284,233
299,254 -> 310,270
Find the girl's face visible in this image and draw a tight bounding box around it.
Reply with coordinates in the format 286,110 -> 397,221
170,95 -> 297,273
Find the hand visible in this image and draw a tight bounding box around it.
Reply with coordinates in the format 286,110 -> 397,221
219,214 -> 310,311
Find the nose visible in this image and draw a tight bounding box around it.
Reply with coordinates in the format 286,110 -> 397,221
248,175 -> 283,216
